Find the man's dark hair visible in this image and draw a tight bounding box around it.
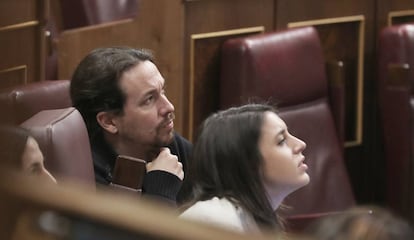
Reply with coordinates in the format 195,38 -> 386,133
70,47 -> 154,140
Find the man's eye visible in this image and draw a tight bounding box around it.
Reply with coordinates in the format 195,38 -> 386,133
143,96 -> 154,105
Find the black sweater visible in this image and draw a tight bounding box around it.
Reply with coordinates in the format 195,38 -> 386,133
91,132 -> 192,206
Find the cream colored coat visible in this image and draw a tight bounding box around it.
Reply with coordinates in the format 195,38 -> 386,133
180,197 -> 260,233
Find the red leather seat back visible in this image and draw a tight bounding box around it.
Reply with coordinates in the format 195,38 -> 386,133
378,24 -> 414,82
59,0 -> 138,29
20,107 -> 95,187
46,1 -> 139,79
0,80 -> 71,125
220,27 -> 327,109
220,26 -> 355,228
378,23 -> 414,223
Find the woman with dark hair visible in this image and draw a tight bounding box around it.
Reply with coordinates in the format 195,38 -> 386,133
0,126 -> 56,183
180,103 -> 309,233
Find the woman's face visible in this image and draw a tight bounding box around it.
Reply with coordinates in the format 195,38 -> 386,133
259,111 -> 309,195
21,136 -> 57,184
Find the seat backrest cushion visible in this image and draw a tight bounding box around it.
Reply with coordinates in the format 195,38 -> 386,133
60,0 -> 138,29
20,107 -> 95,187
378,24 -> 414,88
220,27 -> 327,109
378,23 -> 414,221
83,0 -> 138,25
0,80 -> 71,125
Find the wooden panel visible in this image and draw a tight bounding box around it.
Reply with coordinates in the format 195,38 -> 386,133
0,0 -> 39,27
276,0 -> 373,28
183,0 -> 274,139
0,24 -> 39,87
0,66 -> 27,89
377,0 -> 414,29
388,9 -> 414,25
185,0 -> 274,32
0,0 -> 48,88
56,20 -> 136,78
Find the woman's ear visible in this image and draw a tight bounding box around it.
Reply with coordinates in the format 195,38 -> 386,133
96,112 -> 118,134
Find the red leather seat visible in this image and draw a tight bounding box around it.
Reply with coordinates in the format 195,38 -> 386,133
59,0 -> 138,29
0,80 -> 71,125
20,107 -> 95,187
0,80 -> 94,187
45,0 -> 139,79
378,23 -> 414,224
220,26 -> 355,232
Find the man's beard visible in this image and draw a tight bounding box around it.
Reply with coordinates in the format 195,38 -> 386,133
147,131 -> 174,161
154,112 -> 175,146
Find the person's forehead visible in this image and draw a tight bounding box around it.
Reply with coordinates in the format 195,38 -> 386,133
264,111 -> 285,127
261,111 -> 286,136
120,61 -> 164,92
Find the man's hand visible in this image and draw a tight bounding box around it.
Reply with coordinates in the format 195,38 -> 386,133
146,147 -> 184,180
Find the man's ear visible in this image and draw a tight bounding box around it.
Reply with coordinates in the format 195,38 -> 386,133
96,111 -> 118,134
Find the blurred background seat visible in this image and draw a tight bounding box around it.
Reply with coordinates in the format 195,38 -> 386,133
57,0 -> 139,30
0,79 -> 93,186
45,0 -> 139,80
0,80 -> 71,125
377,22 -> 414,224
220,26 -> 355,232
20,107 -> 95,187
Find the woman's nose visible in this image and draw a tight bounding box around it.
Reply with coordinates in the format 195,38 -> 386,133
43,169 -> 57,184
293,136 -> 306,152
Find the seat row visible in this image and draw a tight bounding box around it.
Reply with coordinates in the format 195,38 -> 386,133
0,22 -> 413,230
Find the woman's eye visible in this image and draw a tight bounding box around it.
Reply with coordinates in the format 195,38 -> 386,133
277,138 -> 286,145
30,164 -> 42,175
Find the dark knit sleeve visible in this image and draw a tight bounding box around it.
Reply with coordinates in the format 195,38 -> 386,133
142,170 -> 182,206
170,133 -> 193,204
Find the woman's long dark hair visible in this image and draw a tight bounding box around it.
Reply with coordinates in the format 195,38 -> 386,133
186,103 -> 282,230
